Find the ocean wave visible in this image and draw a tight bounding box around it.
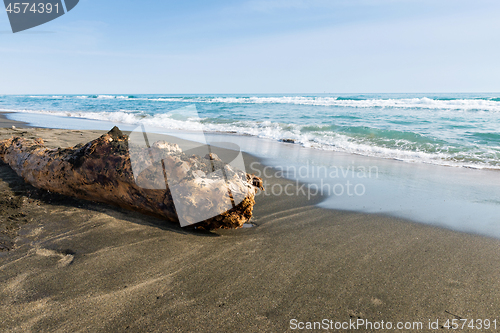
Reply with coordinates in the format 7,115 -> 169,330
17,95 -> 500,111
6,108 -> 500,170
96,95 -> 130,99
26,95 -> 64,99
139,96 -> 500,112
73,95 -> 134,99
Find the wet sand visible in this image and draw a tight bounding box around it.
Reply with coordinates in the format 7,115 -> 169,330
1,119 -> 500,332
0,112 -> 30,129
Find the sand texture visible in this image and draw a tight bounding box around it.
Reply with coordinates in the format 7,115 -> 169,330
1,125 -> 500,332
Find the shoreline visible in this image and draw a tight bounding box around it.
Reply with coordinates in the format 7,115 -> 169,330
4,110 -> 500,171
2,117 -> 500,331
0,112 -> 31,129
3,111 -> 500,239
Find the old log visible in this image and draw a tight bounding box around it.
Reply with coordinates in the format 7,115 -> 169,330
0,127 -> 263,230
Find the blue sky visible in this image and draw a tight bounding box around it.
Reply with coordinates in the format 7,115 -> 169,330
1,0 -> 500,94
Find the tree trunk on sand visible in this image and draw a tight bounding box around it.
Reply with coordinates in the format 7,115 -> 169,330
0,127 -> 263,230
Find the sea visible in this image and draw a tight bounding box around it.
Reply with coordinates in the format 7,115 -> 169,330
2,93 -> 500,237
2,93 -> 500,169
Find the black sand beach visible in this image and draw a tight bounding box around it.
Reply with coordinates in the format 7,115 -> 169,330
1,116 -> 500,332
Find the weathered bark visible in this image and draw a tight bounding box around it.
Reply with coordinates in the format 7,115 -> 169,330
0,127 -> 263,230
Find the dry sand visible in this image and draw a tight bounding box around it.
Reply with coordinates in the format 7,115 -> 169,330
1,115 -> 500,332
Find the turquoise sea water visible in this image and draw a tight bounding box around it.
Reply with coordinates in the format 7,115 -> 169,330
1,93 -> 500,169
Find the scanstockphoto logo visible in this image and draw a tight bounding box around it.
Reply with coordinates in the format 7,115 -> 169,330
128,105 -> 250,227
4,0 -> 79,33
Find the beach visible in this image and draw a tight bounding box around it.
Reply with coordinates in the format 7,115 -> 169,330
2,114 -> 500,332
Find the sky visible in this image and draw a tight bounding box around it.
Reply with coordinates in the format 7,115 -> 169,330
1,0 -> 500,94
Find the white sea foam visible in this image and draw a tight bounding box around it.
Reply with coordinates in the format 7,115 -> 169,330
19,95 -> 500,112
27,95 -> 63,99
97,95 -> 118,99
146,96 -> 500,112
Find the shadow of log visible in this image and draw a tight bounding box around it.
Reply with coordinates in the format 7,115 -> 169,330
0,160 -> 219,238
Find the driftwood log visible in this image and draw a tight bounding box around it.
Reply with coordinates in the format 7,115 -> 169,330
0,127 -> 263,230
